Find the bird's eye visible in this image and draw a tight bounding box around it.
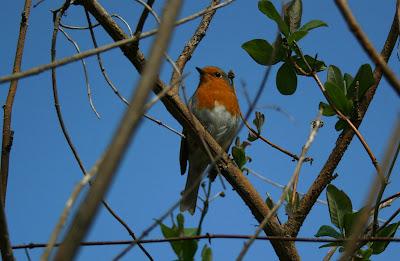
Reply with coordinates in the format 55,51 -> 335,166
214,72 -> 222,78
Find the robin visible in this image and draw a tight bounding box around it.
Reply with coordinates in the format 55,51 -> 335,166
179,66 -> 241,214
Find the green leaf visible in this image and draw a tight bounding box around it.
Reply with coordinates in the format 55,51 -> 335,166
294,55 -> 326,74
325,82 -> 353,115
299,20 -> 328,32
315,225 -> 343,239
177,213 -> 185,229
276,62 -> 297,95
201,245 -> 213,261
370,222 -> 399,254
348,64 -> 374,99
247,131 -> 258,142
287,30 -> 308,43
343,211 -> 362,237
258,0 -> 290,36
344,73 -> 353,92
242,39 -> 274,65
319,102 -> 335,116
160,223 -> 182,257
335,119 -> 347,131
272,35 -> 288,64
232,146 -> 246,169
327,65 -> 345,91
283,0 -> 302,33
326,184 -> 353,231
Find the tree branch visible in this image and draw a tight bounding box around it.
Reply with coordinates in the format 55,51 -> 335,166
0,1 -> 32,260
335,0 -> 400,96
1,0 -> 32,205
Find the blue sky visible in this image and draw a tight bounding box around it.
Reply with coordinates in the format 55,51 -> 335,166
1,0 -> 399,260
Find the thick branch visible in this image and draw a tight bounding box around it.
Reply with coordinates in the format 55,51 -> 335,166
81,1 -> 299,260
283,9 -> 399,237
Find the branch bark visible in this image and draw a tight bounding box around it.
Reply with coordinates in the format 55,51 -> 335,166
283,9 -> 399,238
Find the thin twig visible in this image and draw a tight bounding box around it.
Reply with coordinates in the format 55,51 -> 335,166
1,0 -> 32,205
59,27 -> 101,118
53,1 -> 182,260
84,8 -> 182,139
0,1 -> 31,260
335,0 -> 400,96
11,235 -> 400,250
378,207 -> 400,233
236,111 -> 323,261
240,111 -> 312,162
0,0 -> 235,85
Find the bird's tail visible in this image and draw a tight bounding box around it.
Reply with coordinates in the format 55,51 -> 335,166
180,166 -> 202,215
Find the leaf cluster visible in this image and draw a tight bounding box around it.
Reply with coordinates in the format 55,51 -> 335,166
160,213 -> 213,261
315,185 -> 399,259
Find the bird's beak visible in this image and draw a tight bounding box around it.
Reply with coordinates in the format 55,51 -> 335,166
196,67 -> 204,75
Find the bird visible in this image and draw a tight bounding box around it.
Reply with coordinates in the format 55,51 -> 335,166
179,66 -> 241,214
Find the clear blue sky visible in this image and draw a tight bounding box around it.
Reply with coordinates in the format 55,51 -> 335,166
1,0 -> 399,260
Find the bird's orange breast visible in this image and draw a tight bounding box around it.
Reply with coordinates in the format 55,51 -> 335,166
194,80 -> 240,116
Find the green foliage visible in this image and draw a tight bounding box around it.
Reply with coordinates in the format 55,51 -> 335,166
242,0 -> 328,95
160,213 -> 198,260
242,39 -> 274,66
276,62 -> 297,95
326,184 -> 353,232
258,0 -> 290,36
160,214 -> 215,261
232,137 -> 252,171
283,0 -> 302,33
201,244 -> 213,261
370,222 -> 400,254
321,64 -> 374,131
284,188 -> 300,216
299,20 -> 328,32
247,111 -> 266,142
316,185 -> 399,258
315,225 -> 342,239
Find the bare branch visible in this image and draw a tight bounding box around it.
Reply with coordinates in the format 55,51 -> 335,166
335,0 -> 400,96
59,27 -> 101,118
0,1 -> 32,260
1,0 -> 32,205
11,235 -> 400,250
